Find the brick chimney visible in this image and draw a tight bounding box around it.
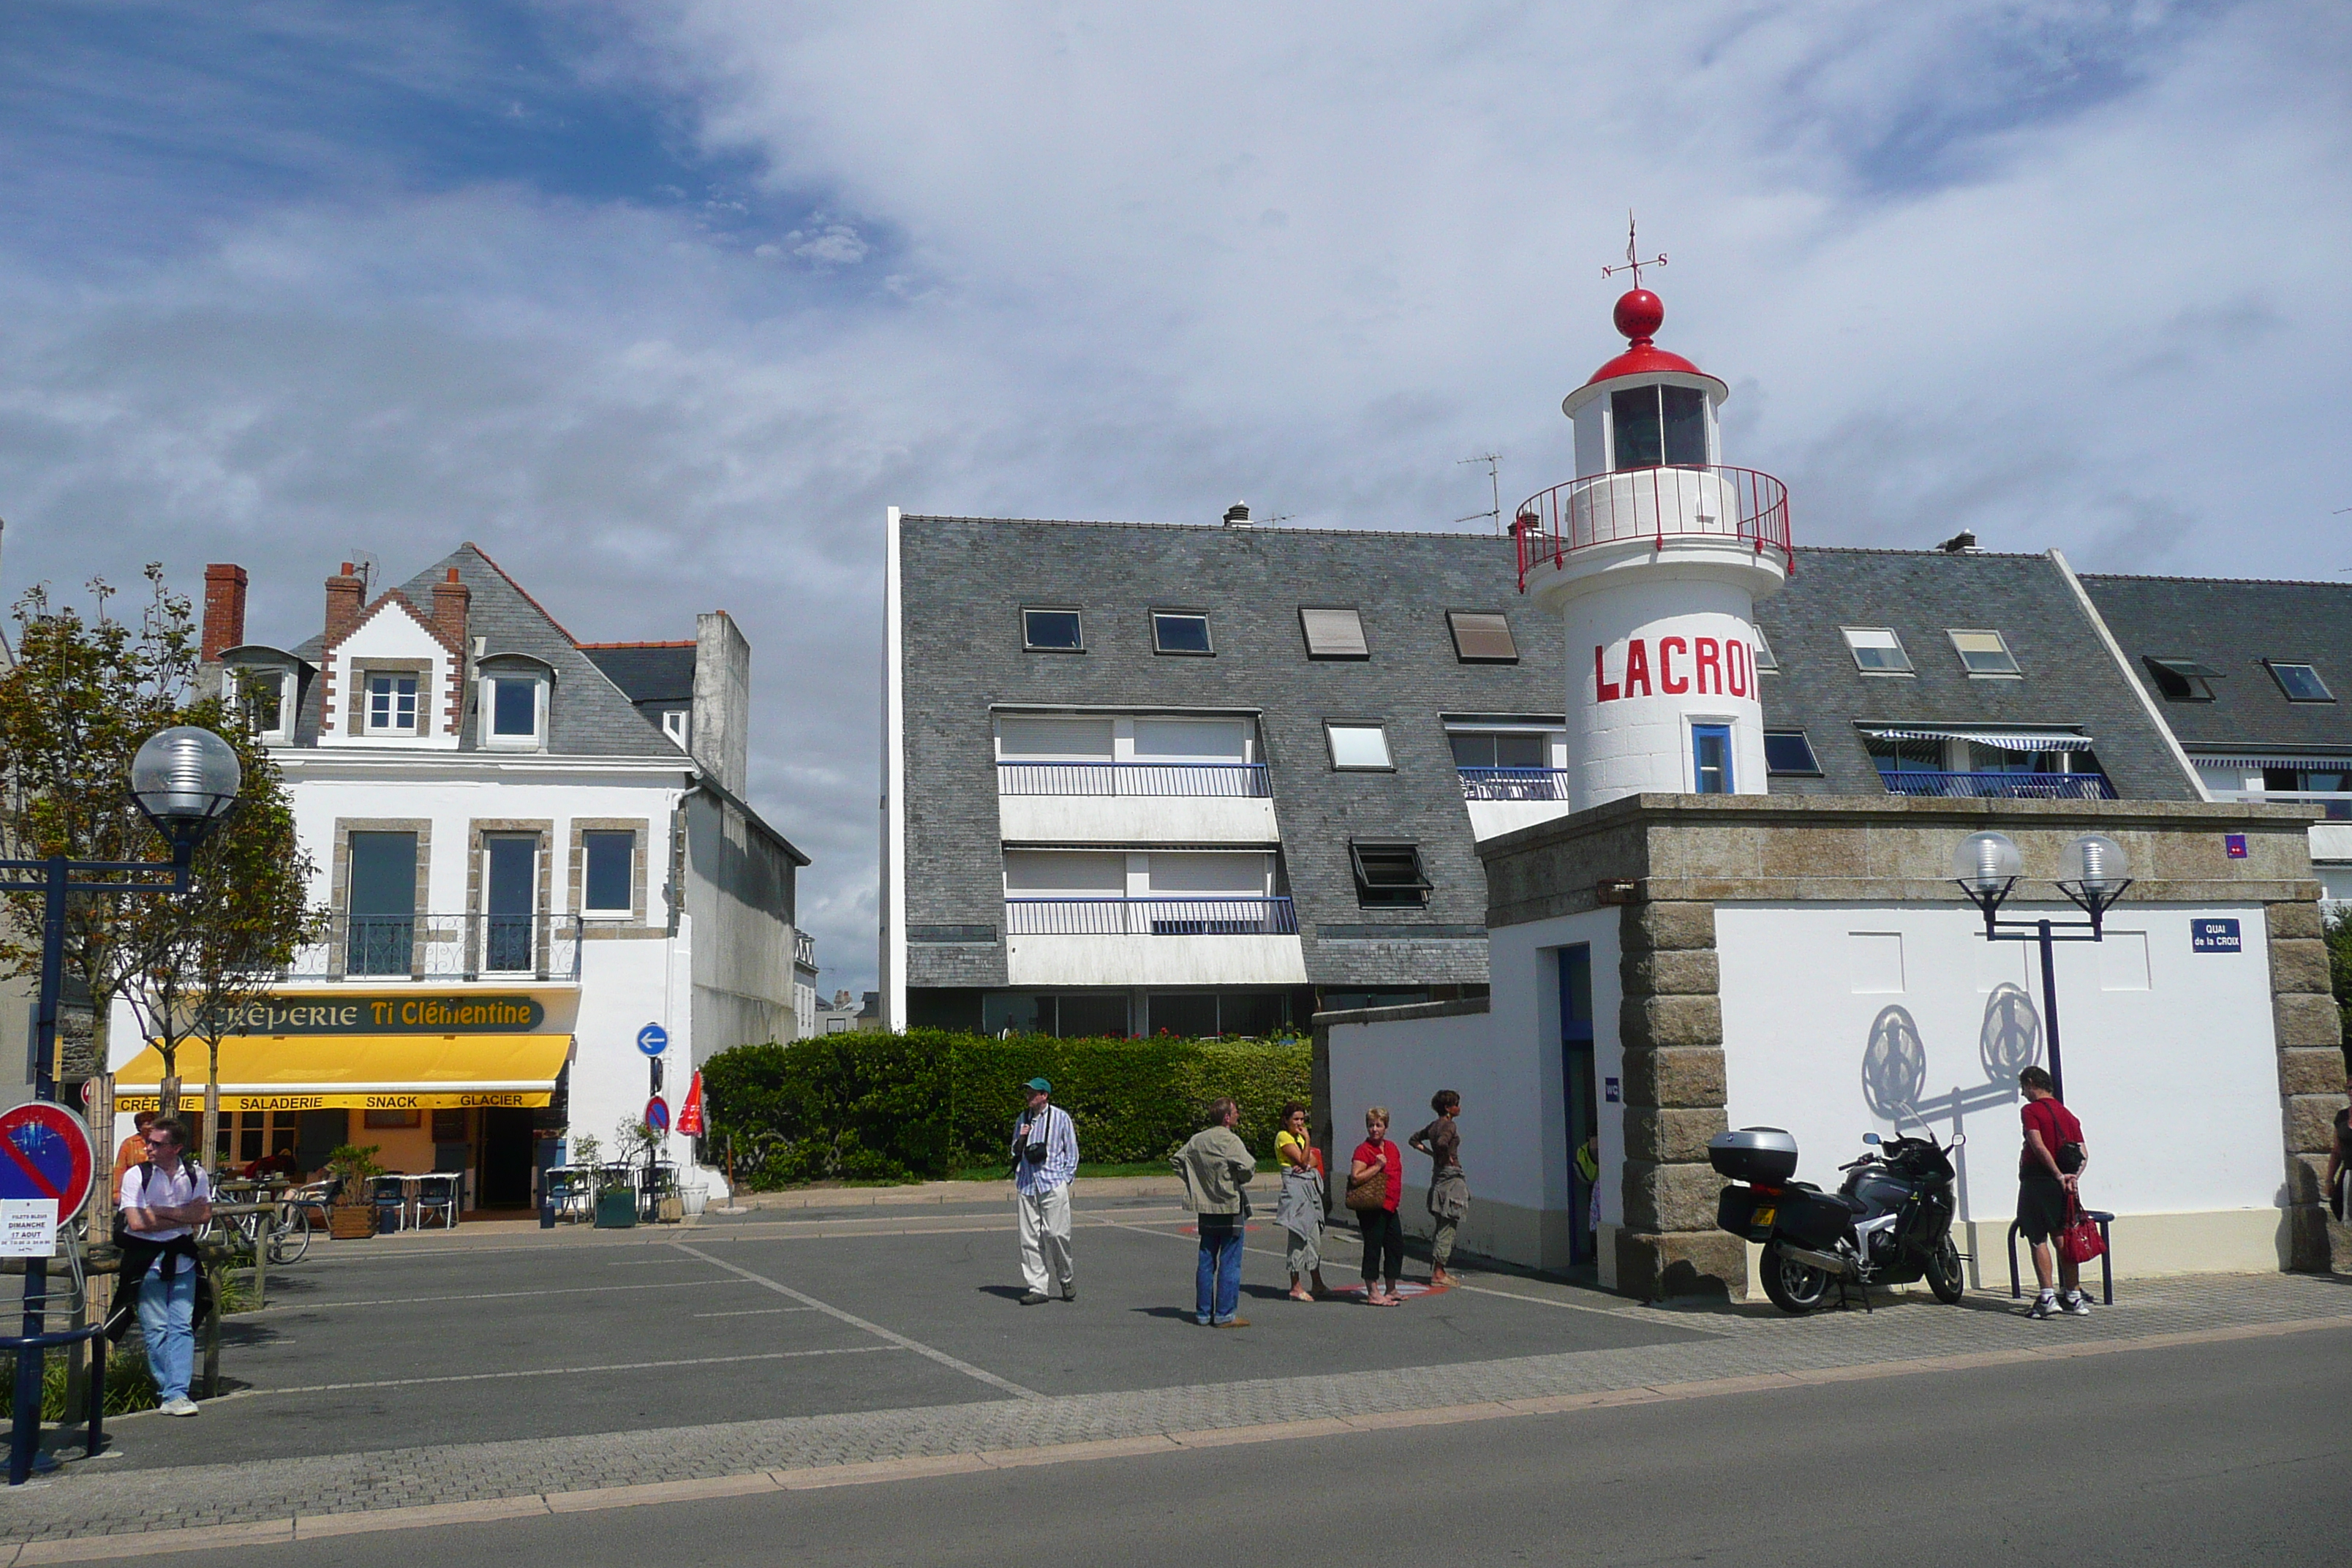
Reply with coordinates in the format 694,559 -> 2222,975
430,567 -> 470,651
323,562 -> 364,649
200,564 -> 248,662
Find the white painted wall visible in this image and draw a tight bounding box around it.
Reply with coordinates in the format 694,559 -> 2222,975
1006,933 -> 1308,987
1715,901 -> 2285,1250
998,795 -> 1281,844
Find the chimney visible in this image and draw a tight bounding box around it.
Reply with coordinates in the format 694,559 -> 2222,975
323,562 -> 364,648
1223,502 -> 1251,527
201,564 -> 248,662
690,610 -> 753,796
431,567 -> 471,650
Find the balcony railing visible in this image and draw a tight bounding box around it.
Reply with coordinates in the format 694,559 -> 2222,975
285,912 -> 585,982
997,761 -> 1271,798
1458,766 -> 1573,802
1877,771 -> 2117,801
1515,464 -> 1793,591
794,929 -> 818,969
2214,788 -> 2352,820
1004,897 -> 1299,936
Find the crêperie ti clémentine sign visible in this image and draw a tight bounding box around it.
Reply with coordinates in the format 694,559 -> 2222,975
204,996 -> 546,1035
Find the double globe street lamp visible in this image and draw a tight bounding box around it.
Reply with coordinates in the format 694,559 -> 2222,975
4,725 -> 240,1485
1951,829 -> 2134,1103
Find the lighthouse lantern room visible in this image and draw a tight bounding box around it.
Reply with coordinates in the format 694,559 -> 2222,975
1515,277 -> 1792,814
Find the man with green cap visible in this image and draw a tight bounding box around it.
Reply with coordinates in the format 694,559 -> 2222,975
1011,1077 -> 1079,1304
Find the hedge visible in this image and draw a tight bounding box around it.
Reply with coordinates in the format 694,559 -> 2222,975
700,1030 -> 1312,1187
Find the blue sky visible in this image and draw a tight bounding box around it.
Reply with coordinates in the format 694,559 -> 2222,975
3,1 -> 2348,995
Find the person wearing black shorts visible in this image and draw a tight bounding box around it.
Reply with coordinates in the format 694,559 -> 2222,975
2016,1066 -> 2088,1319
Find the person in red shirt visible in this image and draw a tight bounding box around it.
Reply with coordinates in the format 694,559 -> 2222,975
2017,1066 -> 2089,1319
1349,1107 -> 1405,1305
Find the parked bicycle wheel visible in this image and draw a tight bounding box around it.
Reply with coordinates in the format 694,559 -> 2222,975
269,1208 -> 312,1264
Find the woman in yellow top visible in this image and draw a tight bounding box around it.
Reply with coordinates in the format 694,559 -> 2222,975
1273,1102 -> 1329,1300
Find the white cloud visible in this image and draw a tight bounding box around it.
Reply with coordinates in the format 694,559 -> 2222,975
2,1 -> 2348,992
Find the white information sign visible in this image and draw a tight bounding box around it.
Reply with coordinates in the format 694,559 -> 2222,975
1,1197 -> 59,1258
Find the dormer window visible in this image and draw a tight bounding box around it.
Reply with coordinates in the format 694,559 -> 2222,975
1610,385 -> 1708,470
661,708 -> 690,749
231,667 -> 293,743
478,655 -> 553,750
365,671 -> 419,734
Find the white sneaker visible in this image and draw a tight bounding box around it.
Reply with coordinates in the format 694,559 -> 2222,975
162,1396 -> 199,1417
2062,1291 -> 2092,1316
2027,1292 -> 2059,1320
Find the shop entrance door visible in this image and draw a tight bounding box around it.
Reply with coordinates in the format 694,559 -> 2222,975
1559,944 -> 1598,1266
478,1108 -> 536,1208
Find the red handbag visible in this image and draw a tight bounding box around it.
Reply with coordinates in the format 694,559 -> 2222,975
2058,1202 -> 2106,1265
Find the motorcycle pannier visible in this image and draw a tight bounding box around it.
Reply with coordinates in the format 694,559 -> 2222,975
1707,1127 -> 1798,1185
1715,1185 -> 1777,1241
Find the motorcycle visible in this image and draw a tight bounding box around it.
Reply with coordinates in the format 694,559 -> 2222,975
1709,1120 -> 1968,1315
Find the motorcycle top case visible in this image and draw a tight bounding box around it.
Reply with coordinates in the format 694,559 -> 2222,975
1707,1127 -> 1798,1186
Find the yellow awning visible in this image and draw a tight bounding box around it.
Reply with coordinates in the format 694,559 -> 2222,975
114,1034 -> 572,1113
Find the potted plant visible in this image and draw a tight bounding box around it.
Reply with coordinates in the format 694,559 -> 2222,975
592,1123 -> 645,1229
323,1144 -> 385,1240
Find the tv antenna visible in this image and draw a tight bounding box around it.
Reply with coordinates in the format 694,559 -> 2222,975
1600,210 -> 1667,289
345,551 -> 378,598
1457,453 -> 1502,533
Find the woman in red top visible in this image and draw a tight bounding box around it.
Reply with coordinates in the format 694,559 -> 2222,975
1349,1107 -> 1405,1305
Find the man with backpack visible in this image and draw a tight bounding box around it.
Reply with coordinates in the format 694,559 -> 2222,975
118,1116 -> 211,1416
2016,1066 -> 2089,1320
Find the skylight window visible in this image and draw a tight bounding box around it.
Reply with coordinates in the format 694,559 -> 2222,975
1151,611 -> 1213,655
1349,843 -> 1431,908
1447,611 -> 1519,663
1022,608 -> 1084,651
1763,730 -> 1821,776
1948,629 -> 2021,677
1841,627 -> 1912,675
2142,656 -> 2220,701
1299,607 -> 1369,660
2266,661 -> 2334,703
1325,722 -> 1393,770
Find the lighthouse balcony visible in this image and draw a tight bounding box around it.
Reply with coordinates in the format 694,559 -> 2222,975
1515,465 -> 1791,591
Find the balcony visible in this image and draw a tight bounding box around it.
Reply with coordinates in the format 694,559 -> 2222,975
285,913 -> 584,983
1005,897 -> 1299,936
794,929 -> 818,969
1877,771 -> 2117,802
1458,766 -> 1572,801
997,762 -> 1270,797
1515,464 -> 1793,591
2214,788 -> 2352,821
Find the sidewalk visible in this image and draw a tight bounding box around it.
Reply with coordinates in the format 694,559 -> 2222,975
7,1267 -> 2347,1556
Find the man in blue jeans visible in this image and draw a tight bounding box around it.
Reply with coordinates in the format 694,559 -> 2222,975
1173,1098 -> 1255,1327
117,1116 -> 211,1417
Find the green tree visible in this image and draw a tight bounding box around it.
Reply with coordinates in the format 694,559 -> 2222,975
121,696 -> 323,1139
0,568 -> 198,1098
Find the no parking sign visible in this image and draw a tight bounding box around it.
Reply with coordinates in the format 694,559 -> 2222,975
0,1099 -> 96,1256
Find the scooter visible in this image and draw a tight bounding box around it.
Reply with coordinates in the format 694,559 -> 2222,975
1710,1120 -> 1968,1315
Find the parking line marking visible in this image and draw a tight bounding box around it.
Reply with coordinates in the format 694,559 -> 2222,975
692,1307 -> 818,1319
265,1279 -> 756,1311
669,1241 -> 1045,1401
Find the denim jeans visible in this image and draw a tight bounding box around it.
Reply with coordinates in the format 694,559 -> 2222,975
1196,1217 -> 1243,1324
137,1255 -> 197,1402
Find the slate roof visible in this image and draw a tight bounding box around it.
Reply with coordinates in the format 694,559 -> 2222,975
280,543 -> 679,758
579,642 -> 697,706
898,516 -> 1563,990
2076,573 -> 2352,756
1752,549 -> 2199,801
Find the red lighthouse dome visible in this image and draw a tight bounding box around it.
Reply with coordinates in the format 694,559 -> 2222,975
1584,288 -> 1706,386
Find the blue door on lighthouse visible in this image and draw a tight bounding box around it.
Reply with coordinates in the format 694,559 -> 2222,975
1560,945 -> 1597,1265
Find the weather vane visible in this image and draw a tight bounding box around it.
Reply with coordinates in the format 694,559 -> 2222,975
1600,210 -> 1667,290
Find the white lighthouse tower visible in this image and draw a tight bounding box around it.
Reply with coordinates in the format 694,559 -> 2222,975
1515,271 -> 1791,812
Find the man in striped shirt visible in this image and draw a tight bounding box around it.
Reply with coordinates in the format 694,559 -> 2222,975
1013,1077 -> 1079,1305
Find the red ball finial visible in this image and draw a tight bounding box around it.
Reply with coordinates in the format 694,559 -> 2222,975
1613,288 -> 1664,346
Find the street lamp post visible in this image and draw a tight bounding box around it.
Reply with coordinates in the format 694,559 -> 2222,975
4,725 -> 241,1485
1951,830 -> 2134,1103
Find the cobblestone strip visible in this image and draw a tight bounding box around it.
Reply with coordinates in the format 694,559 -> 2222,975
8,1273 -> 2348,1547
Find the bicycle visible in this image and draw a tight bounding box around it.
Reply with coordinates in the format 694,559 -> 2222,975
197,1194 -> 314,1265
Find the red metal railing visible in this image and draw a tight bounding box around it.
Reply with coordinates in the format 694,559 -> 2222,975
1513,465 -> 1793,591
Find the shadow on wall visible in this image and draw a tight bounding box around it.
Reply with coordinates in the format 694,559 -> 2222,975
1859,984 -> 2042,1224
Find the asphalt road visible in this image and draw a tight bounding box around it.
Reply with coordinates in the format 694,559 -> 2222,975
108,1193 -> 1705,1469
132,1325 -> 2350,1567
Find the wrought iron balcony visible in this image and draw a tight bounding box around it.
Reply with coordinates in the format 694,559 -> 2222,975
1514,464 -> 1793,591
794,929 -> 818,969
1877,771 -> 2117,802
1458,766 -> 1573,801
285,912 -> 586,982
1004,897 -> 1299,936
997,761 -> 1271,798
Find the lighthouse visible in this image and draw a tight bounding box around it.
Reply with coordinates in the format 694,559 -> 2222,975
1515,279 -> 1791,812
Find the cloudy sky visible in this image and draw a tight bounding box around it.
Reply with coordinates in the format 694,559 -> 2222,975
4,2 -> 2347,996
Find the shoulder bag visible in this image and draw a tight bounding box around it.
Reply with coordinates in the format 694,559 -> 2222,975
1343,1145 -> 1387,1212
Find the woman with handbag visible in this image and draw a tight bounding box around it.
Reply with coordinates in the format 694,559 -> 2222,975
1346,1107 -> 1404,1305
